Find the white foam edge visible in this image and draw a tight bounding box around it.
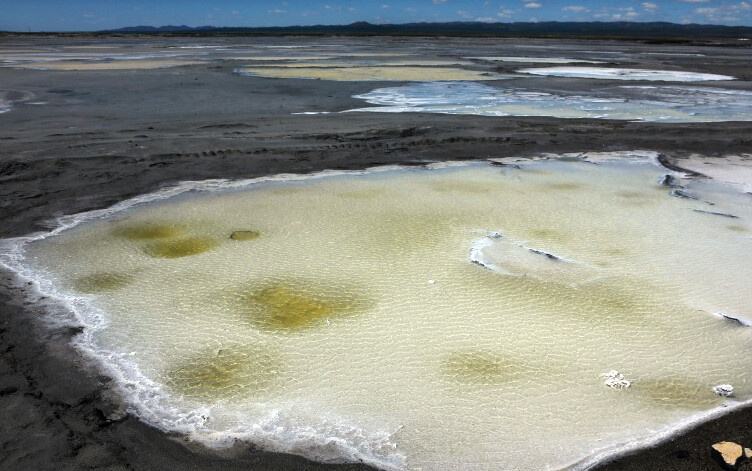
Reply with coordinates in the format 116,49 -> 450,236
0,153 -> 748,471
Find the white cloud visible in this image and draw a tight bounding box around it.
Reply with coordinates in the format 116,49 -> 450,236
497,7 -> 515,18
695,1 -> 751,22
562,5 -> 589,13
642,2 -> 658,10
433,0 -> 448,4
524,2 -> 542,8
593,6 -> 640,20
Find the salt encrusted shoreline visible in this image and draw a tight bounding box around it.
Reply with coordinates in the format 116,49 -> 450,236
2,152 -> 751,471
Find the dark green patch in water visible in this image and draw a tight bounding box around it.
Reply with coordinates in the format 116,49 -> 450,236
614,190 -> 657,207
143,237 -> 218,258
73,272 -> 134,293
476,273 -> 660,326
430,180 -> 504,194
112,222 -> 184,240
727,224 -> 748,233
634,378 -> 722,409
230,230 -> 261,241
166,346 -> 282,400
240,278 -> 372,332
546,182 -> 583,191
442,351 -> 525,384
526,228 -> 563,240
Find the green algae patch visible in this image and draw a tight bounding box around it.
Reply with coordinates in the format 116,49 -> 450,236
546,182 -> 584,191
240,279 -> 372,332
429,179 -> 503,194
526,228 -> 563,240
615,190 -> 652,202
634,378 -> 722,409
727,224 -> 748,233
166,346 -> 282,400
442,351 -> 525,384
230,230 -> 261,241
614,190 -> 658,207
359,212 -> 459,256
338,188 -> 386,199
73,272 -> 134,294
473,272 -> 664,331
112,222 -> 184,240
142,237 -> 218,259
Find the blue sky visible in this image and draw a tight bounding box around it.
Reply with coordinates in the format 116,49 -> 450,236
1,0 -> 750,31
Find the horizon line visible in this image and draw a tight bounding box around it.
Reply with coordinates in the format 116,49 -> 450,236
2,19 -> 752,34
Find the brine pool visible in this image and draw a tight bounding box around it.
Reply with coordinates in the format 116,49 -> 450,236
2,153 -> 752,470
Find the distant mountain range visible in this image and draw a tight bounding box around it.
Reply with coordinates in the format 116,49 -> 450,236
100,21 -> 752,39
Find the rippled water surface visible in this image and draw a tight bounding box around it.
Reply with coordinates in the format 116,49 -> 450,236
16,156 -> 752,470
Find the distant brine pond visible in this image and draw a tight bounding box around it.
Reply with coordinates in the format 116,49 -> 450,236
8,154 -> 752,471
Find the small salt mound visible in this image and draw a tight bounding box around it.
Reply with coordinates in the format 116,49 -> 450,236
601,370 -> 632,390
517,66 -> 734,82
712,384 -> 735,397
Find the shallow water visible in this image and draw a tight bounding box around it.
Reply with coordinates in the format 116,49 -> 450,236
13,156 -> 752,470
350,82 -> 752,122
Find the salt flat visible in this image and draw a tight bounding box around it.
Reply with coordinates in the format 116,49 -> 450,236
0,34 -> 751,471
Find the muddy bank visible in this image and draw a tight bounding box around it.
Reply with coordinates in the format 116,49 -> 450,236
1,35 -> 752,471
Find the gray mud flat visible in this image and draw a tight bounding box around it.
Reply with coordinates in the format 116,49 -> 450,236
1,35 -> 752,471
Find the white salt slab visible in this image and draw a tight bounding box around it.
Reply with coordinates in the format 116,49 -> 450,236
517,66 -> 735,82
467,56 -> 602,64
